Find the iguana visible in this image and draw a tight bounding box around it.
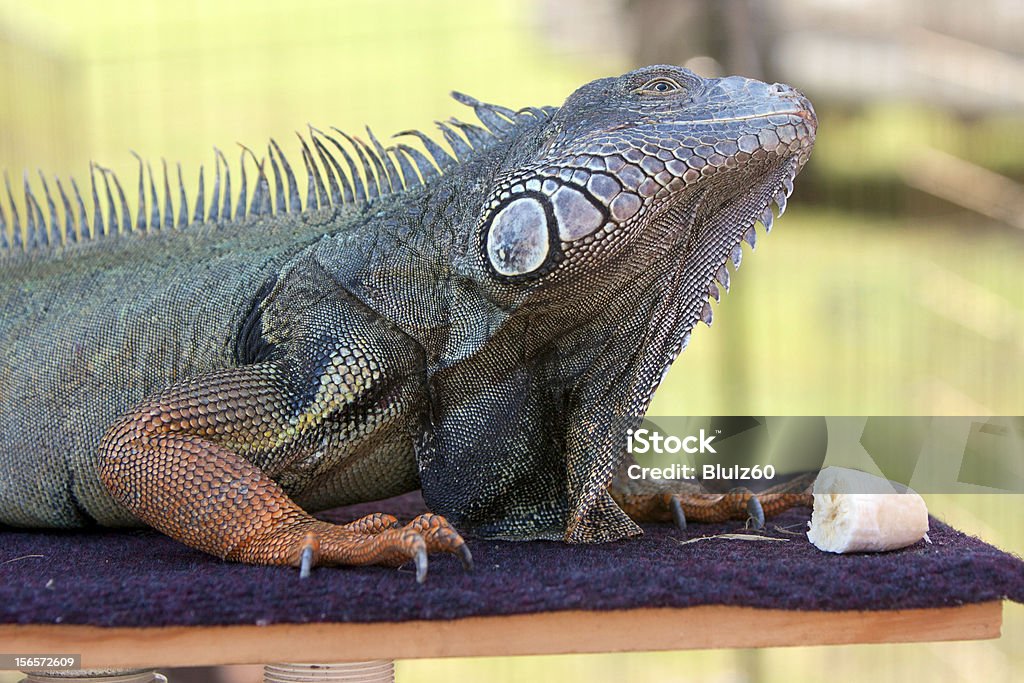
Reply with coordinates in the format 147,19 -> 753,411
0,65 -> 816,581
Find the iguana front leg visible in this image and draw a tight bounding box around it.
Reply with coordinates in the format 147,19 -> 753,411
610,464 -> 815,530
98,362 -> 470,581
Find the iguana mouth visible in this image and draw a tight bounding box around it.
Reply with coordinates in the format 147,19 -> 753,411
687,109 -> 811,125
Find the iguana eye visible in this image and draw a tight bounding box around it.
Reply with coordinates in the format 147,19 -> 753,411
639,77 -> 682,94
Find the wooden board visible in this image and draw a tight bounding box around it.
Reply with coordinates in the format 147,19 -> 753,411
0,602 -> 1002,670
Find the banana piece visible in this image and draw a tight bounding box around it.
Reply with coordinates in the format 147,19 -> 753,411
806,466 -> 929,553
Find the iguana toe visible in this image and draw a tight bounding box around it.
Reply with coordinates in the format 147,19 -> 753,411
405,512 -> 474,572
341,512 -> 402,535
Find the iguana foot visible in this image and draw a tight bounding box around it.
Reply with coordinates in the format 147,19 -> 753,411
301,513 -> 400,579
294,513 -> 471,582
613,472 -> 815,530
666,487 -> 766,529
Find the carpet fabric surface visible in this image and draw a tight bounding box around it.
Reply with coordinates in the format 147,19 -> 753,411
1,492 -> 1021,627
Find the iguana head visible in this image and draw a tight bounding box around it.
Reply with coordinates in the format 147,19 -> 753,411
477,64 -> 815,294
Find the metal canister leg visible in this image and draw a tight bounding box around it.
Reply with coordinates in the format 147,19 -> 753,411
263,661 -> 395,682
20,671 -> 166,683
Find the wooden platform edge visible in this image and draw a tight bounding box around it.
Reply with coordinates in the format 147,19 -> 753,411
0,601 -> 1003,669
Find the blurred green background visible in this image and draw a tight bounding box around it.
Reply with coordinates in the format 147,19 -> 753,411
1,0 -> 1021,681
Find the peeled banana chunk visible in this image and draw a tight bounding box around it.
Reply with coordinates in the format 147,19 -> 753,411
806,467 -> 929,553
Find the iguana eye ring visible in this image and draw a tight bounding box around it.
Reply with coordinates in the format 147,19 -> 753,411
639,77 -> 682,94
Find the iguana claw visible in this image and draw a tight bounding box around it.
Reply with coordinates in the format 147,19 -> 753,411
457,543 -> 474,571
297,530 -> 320,579
670,496 -> 687,530
414,547 -> 429,584
299,545 -> 315,579
746,495 -> 765,530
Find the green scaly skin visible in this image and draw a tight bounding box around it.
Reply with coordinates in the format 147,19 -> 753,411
0,65 -> 816,579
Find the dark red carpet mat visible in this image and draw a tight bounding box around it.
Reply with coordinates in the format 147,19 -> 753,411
1,492 -> 1021,627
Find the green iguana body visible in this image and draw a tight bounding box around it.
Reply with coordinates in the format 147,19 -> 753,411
0,66 -> 816,579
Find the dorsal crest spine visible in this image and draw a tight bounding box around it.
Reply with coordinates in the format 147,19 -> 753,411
0,95 -> 554,257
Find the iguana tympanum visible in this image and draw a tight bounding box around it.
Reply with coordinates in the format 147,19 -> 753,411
0,65 -> 816,581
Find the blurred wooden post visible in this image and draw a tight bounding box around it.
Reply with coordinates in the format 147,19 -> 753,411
902,147 -> 1024,232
